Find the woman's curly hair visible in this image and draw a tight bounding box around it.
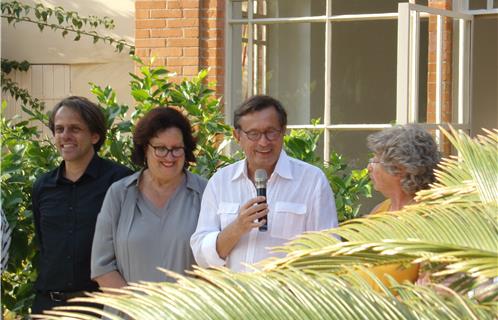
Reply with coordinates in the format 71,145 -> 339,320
367,124 -> 441,195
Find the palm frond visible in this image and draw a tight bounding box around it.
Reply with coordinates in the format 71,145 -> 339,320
276,203 -> 497,254
416,127 -> 498,204
38,269 -> 497,320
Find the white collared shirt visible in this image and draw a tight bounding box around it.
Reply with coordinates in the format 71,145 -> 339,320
190,151 -> 338,272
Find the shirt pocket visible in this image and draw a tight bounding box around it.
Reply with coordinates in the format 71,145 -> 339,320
217,202 -> 240,230
271,201 -> 307,240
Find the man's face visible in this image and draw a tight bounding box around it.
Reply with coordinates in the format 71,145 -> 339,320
53,106 -> 99,165
234,106 -> 284,178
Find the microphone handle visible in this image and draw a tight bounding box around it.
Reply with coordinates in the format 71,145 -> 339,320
256,187 -> 267,231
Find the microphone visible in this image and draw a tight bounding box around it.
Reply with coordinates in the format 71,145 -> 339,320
254,169 -> 268,232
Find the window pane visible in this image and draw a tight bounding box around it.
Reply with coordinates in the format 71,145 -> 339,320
329,20 -> 407,124
231,0 -> 248,19
259,0 -> 326,18
229,24 -> 248,109
263,22 -> 325,125
468,0 -> 488,10
331,0 -> 427,15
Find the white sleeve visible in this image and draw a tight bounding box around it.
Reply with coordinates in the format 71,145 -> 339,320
306,170 -> 338,231
190,178 -> 226,267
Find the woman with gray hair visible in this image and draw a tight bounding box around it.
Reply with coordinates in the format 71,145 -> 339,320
367,124 -> 440,213
364,124 -> 440,287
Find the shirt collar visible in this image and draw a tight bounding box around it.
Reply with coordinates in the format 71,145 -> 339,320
53,152 -> 102,184
231,150 -> 293,181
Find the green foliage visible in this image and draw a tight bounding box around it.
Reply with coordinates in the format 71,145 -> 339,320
1,102 -> 58,315
284,121 -> 372,222
92,56 -> 240,176
1,0 -> 134,54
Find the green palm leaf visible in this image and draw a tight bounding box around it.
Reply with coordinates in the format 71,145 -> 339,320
38,269 -> 496,320
416,127 -> 498,205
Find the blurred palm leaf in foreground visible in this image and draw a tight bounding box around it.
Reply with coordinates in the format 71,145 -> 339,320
38,127 -> 498,320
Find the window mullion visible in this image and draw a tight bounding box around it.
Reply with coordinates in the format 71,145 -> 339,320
323,0 -> 332,162
247,1 -> 254,97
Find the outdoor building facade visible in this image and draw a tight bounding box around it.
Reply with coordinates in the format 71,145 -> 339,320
3,0 -> 497,161
135,0 -> 497,163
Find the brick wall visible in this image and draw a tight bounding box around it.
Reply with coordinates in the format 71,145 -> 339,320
135,0 -> 225,96
428,0 -> 453,154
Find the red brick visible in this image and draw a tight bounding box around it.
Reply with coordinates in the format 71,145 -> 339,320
150,29 -> 183,38
201,9 -> 223,19
201,0 -> 223,8
201,48 -> 224,58
135,48 -> 151,57
167,18 -> 199,28
150,9 -> 182,18
169,76 -> 183,84
166,66 -> 182,74
168,38 -> 198,47
135,29 -> 150,39
150,47 -> 183,57
203,57 -> 224,65
136,9 -> 150,19
200,39 -> 221,48
136,1 -> 167,9
184,9 -> 199,18
184,28 -> 200,37
143,57 -> 165,67
179,0 -> 200,9
136,19 -> 166,29
183,66 -> 199,76
183,47 -> 200,57
167,0 -> 181,9
135,38 -> 166,48
203,19 -> 224,29
167,57 -> 199,66
201,29 -> 224,39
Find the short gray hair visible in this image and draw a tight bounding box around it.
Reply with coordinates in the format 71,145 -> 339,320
367,124 -> 440,195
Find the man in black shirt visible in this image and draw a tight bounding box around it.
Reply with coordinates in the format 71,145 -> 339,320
31,96 -> 132,314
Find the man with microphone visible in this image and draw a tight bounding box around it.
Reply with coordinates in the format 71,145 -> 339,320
191,95 -> 338,272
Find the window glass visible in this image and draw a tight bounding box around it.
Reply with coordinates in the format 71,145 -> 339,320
331,0 -> 427,15
329,20 -> 398,124
468,0 -> 488,10
256,0 -> 326,18
263,22 -> 325,125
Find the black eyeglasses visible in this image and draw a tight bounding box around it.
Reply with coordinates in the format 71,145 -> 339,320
239,128 -> 282,141
149,144 -> 185,158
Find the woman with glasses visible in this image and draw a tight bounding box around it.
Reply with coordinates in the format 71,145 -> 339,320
91,107 -> 207,288
364,124 -> 440,287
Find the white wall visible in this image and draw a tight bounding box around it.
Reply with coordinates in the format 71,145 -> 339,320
1,0 -> 135,108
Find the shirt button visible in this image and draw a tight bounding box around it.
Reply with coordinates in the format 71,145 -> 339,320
67,255 -> 72,259
68,230 -> 73,234
69,206 -> 73,211
68,282 -> 73,286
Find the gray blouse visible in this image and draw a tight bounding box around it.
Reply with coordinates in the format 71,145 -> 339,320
91,170 -> 207,283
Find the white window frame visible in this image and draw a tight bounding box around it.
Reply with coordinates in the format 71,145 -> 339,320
457,0 -> 498,15
225,0 -> 474,158
397,3 -> 473,147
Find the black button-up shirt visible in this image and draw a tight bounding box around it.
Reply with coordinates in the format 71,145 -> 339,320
32,154 -> 132,292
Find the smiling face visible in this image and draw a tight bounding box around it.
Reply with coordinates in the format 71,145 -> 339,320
233,106 -> 284,178
53,106 -> 100,167
146,127 -> 185,182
